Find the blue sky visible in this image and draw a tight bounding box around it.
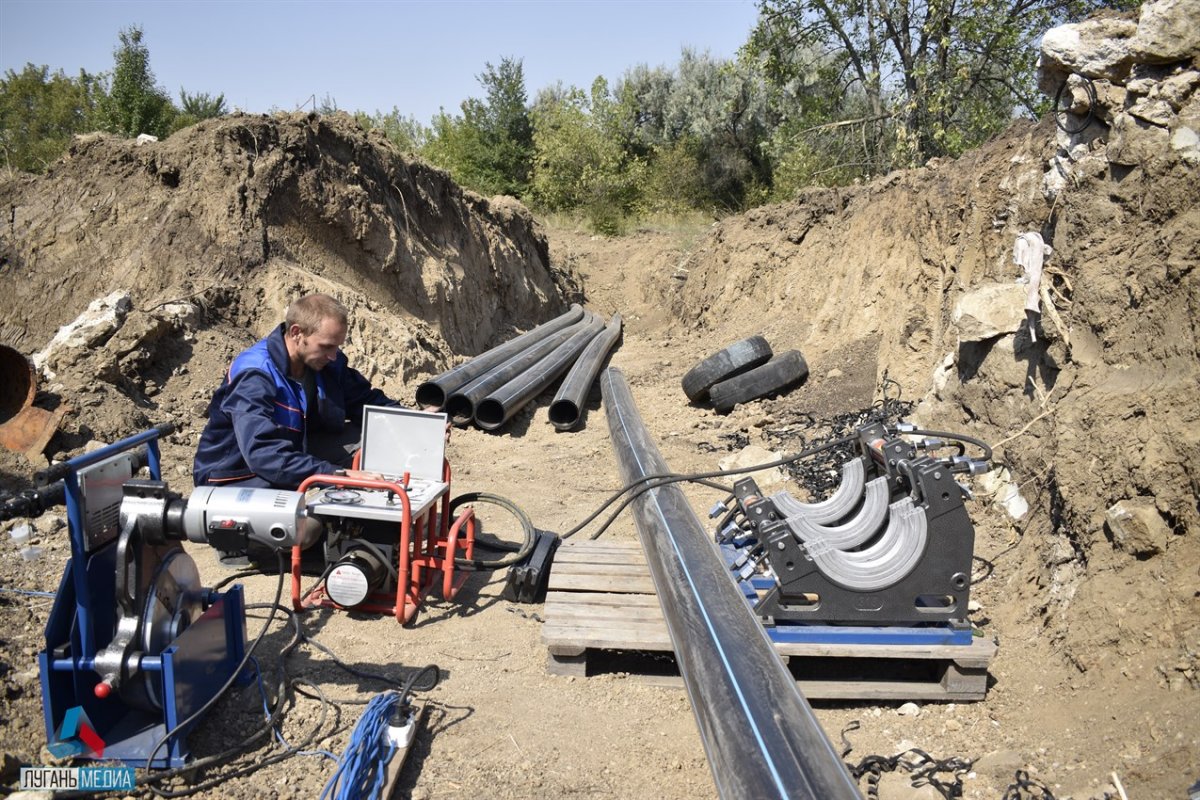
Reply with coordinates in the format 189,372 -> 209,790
0,0 -> 761,123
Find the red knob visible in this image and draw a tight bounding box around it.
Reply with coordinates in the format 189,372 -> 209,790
94,681 -> 112,699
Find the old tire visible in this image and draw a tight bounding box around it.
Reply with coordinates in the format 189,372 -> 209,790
709,350 -> 809,413
681,335 -> 773,402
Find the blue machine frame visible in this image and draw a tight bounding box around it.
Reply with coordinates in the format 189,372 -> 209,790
37,428 -> 248,768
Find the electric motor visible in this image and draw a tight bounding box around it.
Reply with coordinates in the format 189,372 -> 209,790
180,485 -> 319,551
325,546 -> 390,607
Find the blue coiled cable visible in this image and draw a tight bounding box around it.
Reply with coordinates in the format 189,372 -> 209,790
319,663 -> 438,800
319,691 -> 404,800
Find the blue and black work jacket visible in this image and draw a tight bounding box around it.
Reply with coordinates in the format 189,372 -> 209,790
193,324 -> 398,488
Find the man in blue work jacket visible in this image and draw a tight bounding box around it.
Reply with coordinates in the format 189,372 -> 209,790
193,293 -> 400,490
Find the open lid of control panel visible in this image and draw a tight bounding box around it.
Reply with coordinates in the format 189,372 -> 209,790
359,406 -> 447,482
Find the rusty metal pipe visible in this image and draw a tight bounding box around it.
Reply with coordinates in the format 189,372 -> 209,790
0,344 -> 35,424
0,344 -> 69,460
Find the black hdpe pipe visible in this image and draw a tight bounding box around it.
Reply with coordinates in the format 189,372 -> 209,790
414,304 -> 584,409
549,312 -> 622,431
444,313 -> 597,426
601,367 -> 862,800
473,314 -> 605,431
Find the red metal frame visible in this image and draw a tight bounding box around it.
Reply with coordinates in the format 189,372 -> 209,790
290,459 -> 475,624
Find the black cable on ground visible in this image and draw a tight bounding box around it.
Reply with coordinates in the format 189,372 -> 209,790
170,611 -> 439,796
559,433 -> 858,541
210,567 -> 258,592
583,476 -> 734,541
53,581 -> 303,800
300,637 -> 439,698
300,560 -> 337,602
146,606 -> 331,798
764,387 -> 916,495
449,492 -> 537,569
141,554 -> 286,772
140,554 -> 291,789
1053,75 -> 1097,135
135,599 -> 441,798
447,375 -> 984,548
1003,769 -> 1058,799
845,747 -> 975,800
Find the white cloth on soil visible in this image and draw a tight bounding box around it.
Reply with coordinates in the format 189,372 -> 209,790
1013,232 -> 1052,341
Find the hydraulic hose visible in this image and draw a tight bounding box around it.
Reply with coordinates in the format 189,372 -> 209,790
549,312 -> 623,431
444,313 -> 597,426
414,304 -> 584,409
449,492 -> 537,569
601,367 -> 861,800
1,480 -> 66,522
900,427 -> 993,462
474,314 -> 605,431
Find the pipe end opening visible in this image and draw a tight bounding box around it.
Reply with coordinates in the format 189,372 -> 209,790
414,383 -> 446,410
444,395 -> 476,427
474,399 -> 506,430
548,400 -> 580,430
0,345 -> 35,424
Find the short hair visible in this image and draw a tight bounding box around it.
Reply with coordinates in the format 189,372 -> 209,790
285,293 -> 349,335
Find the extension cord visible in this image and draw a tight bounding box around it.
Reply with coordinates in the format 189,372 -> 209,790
385,708 -> 417,750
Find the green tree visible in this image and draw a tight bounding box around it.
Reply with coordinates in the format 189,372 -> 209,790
615,49 -> 774,211
477,58 -> 534,195
356,108 -> 430,153
170,89 -> 227,131
94,25 -> 176,138
317,93 -> 340,114
0,64 -> 100,172
530,79 -> 645,234
421,106 -> 491,189
420,57 -> 533,197
180,90 -> 226,119
750,0 -> 1137,172
641,139 -> 710,214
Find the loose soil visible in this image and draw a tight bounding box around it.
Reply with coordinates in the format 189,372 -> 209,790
0,110 -> 1196,800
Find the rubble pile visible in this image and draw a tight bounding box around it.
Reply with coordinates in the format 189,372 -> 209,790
1039,0 -> 1200,192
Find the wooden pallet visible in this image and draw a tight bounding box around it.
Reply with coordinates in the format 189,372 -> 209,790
542,540 -> 997,702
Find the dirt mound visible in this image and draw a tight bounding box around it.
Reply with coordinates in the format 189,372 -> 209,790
0,112 -> 565,434
661,112 -> 1199,796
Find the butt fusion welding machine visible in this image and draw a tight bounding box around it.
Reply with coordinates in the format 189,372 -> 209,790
716,422 -> 989,642
4,407 -> 473,768
290,406 -> 476,623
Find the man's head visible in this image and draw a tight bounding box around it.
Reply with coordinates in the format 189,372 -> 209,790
284,294 -> 348,375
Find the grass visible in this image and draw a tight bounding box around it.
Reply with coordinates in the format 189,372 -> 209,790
536,208 -> 718,253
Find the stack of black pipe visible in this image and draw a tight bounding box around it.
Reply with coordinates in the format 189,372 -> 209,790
415,305 -> 622,432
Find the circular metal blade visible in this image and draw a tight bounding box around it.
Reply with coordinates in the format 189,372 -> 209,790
137,548 -> 204,710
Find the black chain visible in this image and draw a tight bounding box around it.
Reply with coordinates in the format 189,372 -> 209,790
763,375 -> 914,495
841,721 -> 974,800
1003,769 -> 1058,799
